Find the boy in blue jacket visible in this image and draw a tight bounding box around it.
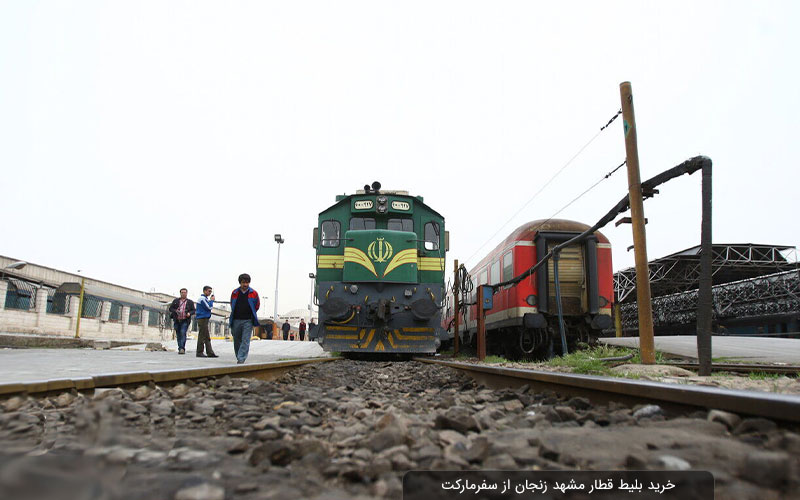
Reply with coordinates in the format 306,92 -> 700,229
195,286 -> 218,358
230,273 -> 260,364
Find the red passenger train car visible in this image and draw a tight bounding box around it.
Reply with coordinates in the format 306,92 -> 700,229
449,219 -> 613,359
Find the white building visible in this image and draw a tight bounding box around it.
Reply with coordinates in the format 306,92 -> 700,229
0,255 -> 229,341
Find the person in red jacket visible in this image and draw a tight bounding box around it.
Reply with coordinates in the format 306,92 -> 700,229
229,274 -> 260,364
299,318 -> 307,341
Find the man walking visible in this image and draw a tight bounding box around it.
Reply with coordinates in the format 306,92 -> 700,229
195,286 -> 218,358
169,288 -> 195,355
230,274 -> 260,364
282,320 -> 291,341
298,318 -> 306,341
309,318 -> 317,341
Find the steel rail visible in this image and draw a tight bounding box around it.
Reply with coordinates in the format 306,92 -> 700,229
416,358 -> 800,423
0,358 -> 337,397
663,362 -> 800,376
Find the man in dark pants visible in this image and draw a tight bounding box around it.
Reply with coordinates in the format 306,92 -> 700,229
298,318 -> 306,341
282,320 -> 291,340
195,286 -> 218,358
169,288 -> 195,354
230,274 -> 260,364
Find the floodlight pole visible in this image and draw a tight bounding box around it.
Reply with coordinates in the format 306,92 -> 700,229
620,81 -> 656,364
274,235 -> 284,324
308,273 -> 316,318
75,277 -> 85,338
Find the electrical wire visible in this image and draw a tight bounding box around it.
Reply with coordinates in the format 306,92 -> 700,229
462,110 -> 623,267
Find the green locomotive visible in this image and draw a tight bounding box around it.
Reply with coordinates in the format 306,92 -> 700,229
312,182 -> 448,354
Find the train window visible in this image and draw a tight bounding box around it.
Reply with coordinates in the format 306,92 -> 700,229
349,217 -> 376,230
387,218 -> 413,232
321,220 -> 341,247
424,222 -> 440,251
503,251 -> 513,281
491,261 -> 500,285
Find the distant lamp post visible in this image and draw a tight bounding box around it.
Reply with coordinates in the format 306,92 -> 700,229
308,273 -> 316,316
1,261 -> 26,281
274,234 -> 284,323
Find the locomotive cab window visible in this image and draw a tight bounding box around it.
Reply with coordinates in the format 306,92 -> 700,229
349,217 -> 376,231
387,218 -> 413,232
321,220 -> 341,247
424,222 -> 440,251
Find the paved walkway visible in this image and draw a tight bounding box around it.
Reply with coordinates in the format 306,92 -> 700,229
0,338 -> 327,385
599,335 -> 800,364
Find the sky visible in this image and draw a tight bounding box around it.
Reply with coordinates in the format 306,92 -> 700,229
1,1 -> 798,318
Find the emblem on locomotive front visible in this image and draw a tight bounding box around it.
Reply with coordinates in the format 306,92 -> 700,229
367,238 -> 393,263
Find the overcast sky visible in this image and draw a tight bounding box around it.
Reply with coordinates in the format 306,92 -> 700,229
1,1 -> 798,317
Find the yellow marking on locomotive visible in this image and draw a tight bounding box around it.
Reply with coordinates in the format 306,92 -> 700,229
326,334 -> 358,340
327,325 -> 357,331
375,340 -> 385,351
362,329 -> 376,346
403,327 -> 434,333
383,248 -> 418,277
344,247 -> 378,276
418,257 -> 445,271
394,329 -> 430,341
317,255 -> 345,269
386,333 -> 413,350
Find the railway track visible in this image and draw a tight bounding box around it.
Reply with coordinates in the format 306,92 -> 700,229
1,358 -> 799,499
417,357 -> 800,423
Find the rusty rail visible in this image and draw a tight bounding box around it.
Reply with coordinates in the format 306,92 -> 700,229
417,357 -> 800,423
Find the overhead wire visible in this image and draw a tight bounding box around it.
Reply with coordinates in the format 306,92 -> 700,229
462,109 -> 623,267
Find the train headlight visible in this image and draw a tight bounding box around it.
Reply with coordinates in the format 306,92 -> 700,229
377,195 -> 388,213
526,295 -> 538,306
404,289 -> 413,298
599,296 -> 610,307
349,284 -> 359,294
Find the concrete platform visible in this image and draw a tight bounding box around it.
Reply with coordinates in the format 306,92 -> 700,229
599,335 -> 800,364
0,338 -> 327,386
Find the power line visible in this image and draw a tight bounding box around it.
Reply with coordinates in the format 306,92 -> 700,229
462,109 -> 623,266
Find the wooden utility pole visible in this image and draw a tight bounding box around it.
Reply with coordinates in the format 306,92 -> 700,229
453,260 -> 460,356
696,160 -> 713,375
620,82 -> 656,364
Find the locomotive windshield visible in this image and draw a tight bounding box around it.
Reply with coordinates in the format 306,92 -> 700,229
387,218 -> 413,232
349,217 -> 376,230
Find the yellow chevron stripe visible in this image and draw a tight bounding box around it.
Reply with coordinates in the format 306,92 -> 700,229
362,328 -> 375,347
375,340 -> 385,351
344,247 -> 378,276
383,248 -> 418,277
403,327 -> 434,332
327,334 -> 358,340
327,326 -> 357,331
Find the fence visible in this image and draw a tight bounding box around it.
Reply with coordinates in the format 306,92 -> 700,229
81,295 -> 103,318
4,279 -> 37,311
